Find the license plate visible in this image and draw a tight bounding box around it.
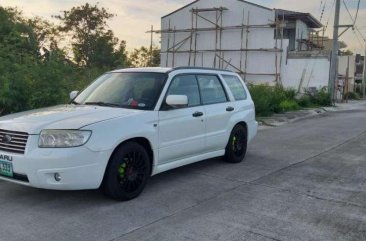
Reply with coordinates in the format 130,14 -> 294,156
0,161 -> 13,177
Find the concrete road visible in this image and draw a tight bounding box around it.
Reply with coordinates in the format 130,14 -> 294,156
1,107 -> 366,241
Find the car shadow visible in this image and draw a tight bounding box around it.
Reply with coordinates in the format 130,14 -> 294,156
0,157 -> 223,201
1,150 -> 276,204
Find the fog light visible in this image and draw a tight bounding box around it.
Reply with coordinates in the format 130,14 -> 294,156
54,173 -> 61,182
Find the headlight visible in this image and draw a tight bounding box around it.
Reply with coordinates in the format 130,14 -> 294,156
39,130 -> 92,148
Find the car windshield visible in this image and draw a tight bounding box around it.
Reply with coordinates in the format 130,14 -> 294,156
74,72 -> 168,110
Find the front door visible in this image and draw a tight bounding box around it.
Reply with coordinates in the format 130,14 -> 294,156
158,74 -> 205,164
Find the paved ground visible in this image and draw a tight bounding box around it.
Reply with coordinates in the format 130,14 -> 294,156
1,103 -> 366,241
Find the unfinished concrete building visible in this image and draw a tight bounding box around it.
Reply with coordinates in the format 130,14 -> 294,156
153,0 -> 331,91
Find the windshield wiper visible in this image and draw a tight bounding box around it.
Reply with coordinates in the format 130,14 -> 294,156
71,100 -> 80,105
84,102 -> 122,108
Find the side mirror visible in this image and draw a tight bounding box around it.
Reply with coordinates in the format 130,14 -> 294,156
166,95 -> 188,108
69,91 -> 79,101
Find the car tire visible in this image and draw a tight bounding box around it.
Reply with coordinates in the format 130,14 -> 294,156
102,142 -> 151,201
224,124 -> 248,163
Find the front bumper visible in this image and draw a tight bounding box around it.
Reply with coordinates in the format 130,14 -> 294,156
0,135 -> 112,190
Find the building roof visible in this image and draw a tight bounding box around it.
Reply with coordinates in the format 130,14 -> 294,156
162,0 -> 272,19
276,9 -> 323,28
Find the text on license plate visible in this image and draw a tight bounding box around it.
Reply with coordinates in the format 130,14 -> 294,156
0,161 -> 13,177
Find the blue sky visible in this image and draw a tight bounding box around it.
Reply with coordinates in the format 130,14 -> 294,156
0,0 -> 365,53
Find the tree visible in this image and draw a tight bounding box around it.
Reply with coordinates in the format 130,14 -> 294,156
0,7 -> 80,115
340,49 -> 353,56
116,40 -> 131,68
28,17 -> 62,57
130,46 -> 160,67
0,4 -> 149,116
0,7 -> 38,115
54,3 -> 128,69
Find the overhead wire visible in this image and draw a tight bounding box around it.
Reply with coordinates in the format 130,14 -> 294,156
324,0 -> 336,32
342,0 -> 365,49
353,30 -> 364,48
342,0 -> 355,22
319,0 -> 328,22
353,0 -> 361,26
342,0 -> 365,39
319,0 -> 324,13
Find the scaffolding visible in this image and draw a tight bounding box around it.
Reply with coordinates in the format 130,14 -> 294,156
147,6 -> 285,84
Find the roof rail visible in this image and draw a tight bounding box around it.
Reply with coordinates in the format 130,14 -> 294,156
169,66 -> 233,73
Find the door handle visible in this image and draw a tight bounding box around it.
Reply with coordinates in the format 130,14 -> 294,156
192,111 -> 204,117
226,107 -> 235,112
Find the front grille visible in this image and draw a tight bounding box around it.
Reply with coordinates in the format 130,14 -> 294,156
0,129 -> 29,154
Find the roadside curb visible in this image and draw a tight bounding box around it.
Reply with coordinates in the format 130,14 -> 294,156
257,100 -> 366,130
257,108 -> 326,130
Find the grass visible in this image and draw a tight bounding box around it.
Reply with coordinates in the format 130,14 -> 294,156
248,85 -> 332,117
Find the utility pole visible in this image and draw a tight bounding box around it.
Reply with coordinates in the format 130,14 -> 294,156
150,25 -> 154,65
329,0 -> 341,104
363,40 -> 366,98
345,55 -> 350,103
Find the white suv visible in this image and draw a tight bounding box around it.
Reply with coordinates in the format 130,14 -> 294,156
0,67 -> 257,200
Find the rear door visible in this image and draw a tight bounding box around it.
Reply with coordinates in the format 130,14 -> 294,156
158,74 -> 205,164
196,74 -> 232,152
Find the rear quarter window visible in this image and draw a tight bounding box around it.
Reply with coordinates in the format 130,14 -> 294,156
222,75 -> 247,101
196,75 -> 228,105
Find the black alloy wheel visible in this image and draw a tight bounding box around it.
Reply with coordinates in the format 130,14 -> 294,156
102,142 -> 151,201
224,124 -> 248,163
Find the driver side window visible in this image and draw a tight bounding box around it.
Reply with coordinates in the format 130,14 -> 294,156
166,75 -> 201,108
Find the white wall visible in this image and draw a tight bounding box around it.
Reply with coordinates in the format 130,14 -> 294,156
281,57 -> 330,91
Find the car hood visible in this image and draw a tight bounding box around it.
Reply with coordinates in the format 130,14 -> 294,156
0,105 -> 142,134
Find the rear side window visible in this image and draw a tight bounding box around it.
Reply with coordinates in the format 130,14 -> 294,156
222,75 -> 247,101
167,75 -> 201,107
197,75 -> 227,105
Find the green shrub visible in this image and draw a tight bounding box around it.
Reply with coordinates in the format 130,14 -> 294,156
271,86 -> 287,113
283,88 -> 297,100
297,87 -> 331,107
248,84 -> 274,116
297,95 -> 313,108
345,92 -> 361,100
279,100 -> 299,112
248,84 -> 332,117
248,84 -> 298,116
307,87 -> 332,106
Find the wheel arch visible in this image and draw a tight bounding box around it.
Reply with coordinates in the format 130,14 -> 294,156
227,121 -> 248,146
118,137 -> 154,173
101,137 -> 155,187
235,121 -> 248,131
122,137 -> 154,170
